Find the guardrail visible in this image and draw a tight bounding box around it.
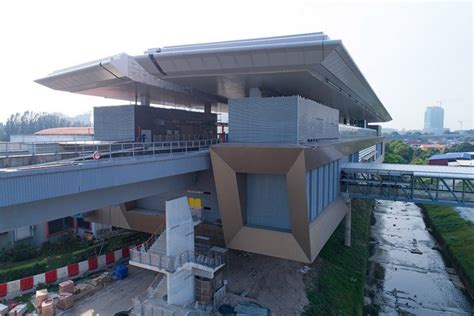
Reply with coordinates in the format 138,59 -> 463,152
130,242 -> 224,273
0,139 -> 220,161
339,124 -> 377,139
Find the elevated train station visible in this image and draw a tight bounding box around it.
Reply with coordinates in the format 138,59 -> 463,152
1,32 -> 468,313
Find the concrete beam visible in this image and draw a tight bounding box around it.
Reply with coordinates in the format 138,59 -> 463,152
0,173 -> 196,232
0,151 -> 210,208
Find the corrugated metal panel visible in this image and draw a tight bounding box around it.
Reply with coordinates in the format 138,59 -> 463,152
298,97 -> 339,142
229,96 -> 339,144
307,159 -> 341,222
0,152 -> 210,208
94,105 -> 135,141
229,97 -> 298,143
359,145 -> 377,162
246,174 -> 291,230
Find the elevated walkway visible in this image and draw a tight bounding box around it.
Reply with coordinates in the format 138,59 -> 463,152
341,163 -> 474,207
0,150 -> 210,232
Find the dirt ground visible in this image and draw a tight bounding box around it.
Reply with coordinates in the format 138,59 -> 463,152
223,250 -> 310,314
60,266 -> 157,316
58,251 -> 312,315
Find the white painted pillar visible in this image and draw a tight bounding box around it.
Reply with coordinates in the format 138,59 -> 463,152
165,197 -> 195,306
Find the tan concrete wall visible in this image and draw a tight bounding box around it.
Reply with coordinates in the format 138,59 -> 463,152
85,205 -> 165,234
309,197 -> 349,261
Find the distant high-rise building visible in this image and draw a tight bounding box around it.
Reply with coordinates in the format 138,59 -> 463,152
424,106 -> 444,134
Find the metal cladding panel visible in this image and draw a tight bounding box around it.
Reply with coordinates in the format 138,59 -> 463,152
229,97 -> 298,143
306,159 -> 340,222
297,97 -> 339,142
229,96 -> 339,144
94,105 -> 135,141
246,174 -> 291,231
0,152 -> 210,208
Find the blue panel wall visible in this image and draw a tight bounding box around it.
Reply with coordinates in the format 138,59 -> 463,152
246,174 -> 291,231
306,159 -> 341,222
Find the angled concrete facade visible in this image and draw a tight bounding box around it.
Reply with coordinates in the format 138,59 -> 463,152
210,137 -> 383,262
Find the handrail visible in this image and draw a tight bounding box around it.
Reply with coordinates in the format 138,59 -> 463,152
0,138 -> 221,159
141,222 -> 166,252
0,138 -> 220,170
339,124 -> 377,138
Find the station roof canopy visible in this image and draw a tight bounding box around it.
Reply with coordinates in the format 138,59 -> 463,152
36,33 -> 392,122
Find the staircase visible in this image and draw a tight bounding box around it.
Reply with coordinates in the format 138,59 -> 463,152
149,233 -> 167,256
154,276 -> 168,301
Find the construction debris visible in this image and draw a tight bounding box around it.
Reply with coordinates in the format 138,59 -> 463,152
57,292 -> 74,310
95,271 -> 112,287
73,282 -> 96,301
41,299 -> 54,316
298,266 -> 311,274
0,304 -> 7,316
59,280 -> 75,294
8,304 -> 27,316
235,302 -> 269,315
35,288 -> 48,310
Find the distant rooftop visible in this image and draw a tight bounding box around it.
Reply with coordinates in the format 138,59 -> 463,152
428,152 -> 472,161
34,127 -> 94,136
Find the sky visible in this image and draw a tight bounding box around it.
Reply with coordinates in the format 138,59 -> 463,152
0,0 -> 472,130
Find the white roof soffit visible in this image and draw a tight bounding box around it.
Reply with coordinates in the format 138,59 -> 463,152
35,33 -> 391,122
35,54 -> 224,107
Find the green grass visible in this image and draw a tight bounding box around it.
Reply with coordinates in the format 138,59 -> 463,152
420,204 -> 474,296
305,199 -> 373,316
0,231 -> 148,283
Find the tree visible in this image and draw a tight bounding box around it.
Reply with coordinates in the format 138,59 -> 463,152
3,111 -> 88,139
445,142 -> 474,153
384,140 -> 413,164
0,123 -> 6,141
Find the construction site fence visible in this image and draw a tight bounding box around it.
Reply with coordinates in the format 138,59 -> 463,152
0,246 -> 132,300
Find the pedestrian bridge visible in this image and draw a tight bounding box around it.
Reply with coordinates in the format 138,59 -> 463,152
341,163 -> 474,207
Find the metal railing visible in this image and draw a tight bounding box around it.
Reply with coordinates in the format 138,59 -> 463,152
0,139 -> 220,165
130,247 -> 224,273
339,124 -> 377,139
341,170 -> 474,207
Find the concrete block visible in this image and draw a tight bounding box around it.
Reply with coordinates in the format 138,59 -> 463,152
8,304 -> 27,316
114,249 -> 123,261
98,254 -> 106,267
78,260 -> 89,275
35,289 -> 48,308
33,273 -> 45,285
57,293 -> 74,310
0,303 -> 8,316
7,280 -> 20,294
57,266 -> 68,280
41,299 -> 54,316
59,280 -> 74,294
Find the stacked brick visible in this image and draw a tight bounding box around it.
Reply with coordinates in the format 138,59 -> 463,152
41,299 -> 54,316
0,246 -> 131,300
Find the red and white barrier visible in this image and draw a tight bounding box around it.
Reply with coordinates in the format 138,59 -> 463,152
0,246 -> 132,300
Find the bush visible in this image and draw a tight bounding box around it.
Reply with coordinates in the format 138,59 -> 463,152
0,244 -> 39,263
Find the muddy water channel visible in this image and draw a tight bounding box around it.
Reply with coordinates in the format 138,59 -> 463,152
366,200 -> 473,315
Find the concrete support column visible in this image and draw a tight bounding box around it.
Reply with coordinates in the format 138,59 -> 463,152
249,87 -> 262,97
140,94 -> 150,106
344,200 -> 352,247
